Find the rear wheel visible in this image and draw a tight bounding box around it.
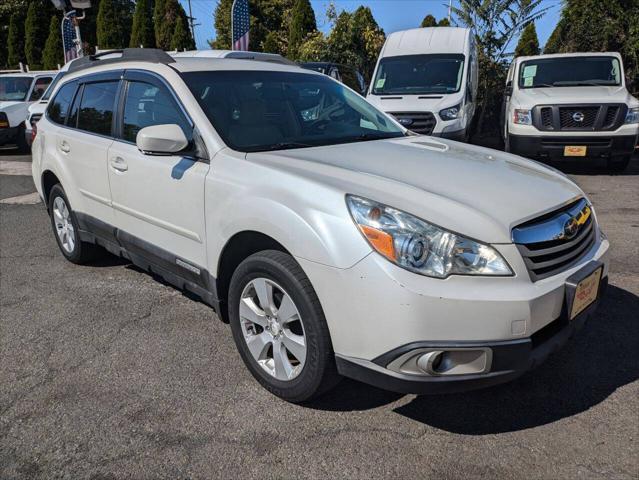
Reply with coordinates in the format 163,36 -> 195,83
228,250 -> 340,403
48,184 -> 103,264
606,155 -> 630,173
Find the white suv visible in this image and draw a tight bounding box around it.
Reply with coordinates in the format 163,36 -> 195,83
32,49 -> 610,402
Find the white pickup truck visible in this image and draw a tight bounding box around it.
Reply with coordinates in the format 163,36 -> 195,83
0,71 -> 56,151
502,52 -> 639,171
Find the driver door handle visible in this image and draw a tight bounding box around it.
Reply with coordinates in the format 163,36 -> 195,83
110,156 -> 128,172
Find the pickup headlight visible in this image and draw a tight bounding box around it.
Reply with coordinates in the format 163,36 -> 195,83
513,109 -> 532,125
624,107 -> 639,124
346,195 -> 513,278
439,104 -> 461,121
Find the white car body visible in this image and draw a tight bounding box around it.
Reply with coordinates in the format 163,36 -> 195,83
503,52 -> 639,168
32,51 -> 609,398
367,27 -> 479,141
1,71 -> 56,148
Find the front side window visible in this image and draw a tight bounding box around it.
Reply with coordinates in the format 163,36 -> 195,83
47,82 -> 77,125
42,72 -> 66,101
372,54 -> 465,95
182,70 -> 404,153
77,81 -> 119,136
122,81 -> 190,143
0,76 -> 33,101
29,77 -> 53,101
518,56 -> 622,88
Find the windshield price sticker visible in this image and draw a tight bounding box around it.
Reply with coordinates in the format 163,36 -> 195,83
522,65 -> 537,78
524,77 -> 534,86
375,78 -> 386,89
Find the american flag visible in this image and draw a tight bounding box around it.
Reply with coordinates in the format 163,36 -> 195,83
232,0 -> 250,51
62,11 -> 79,63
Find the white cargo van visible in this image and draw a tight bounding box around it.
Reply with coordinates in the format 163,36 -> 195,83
367,27 -> 478,141
502,52 -> 639,172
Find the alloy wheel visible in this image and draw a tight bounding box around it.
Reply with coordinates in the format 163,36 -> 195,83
52,196 -> 75,253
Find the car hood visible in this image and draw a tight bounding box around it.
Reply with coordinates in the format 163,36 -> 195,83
0,101 -> 25,112
245,136 -> 584,244
513,86 -> 637,107
366,94 -> 458,114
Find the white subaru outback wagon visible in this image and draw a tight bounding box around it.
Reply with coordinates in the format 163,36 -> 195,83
32,49 -> 610,402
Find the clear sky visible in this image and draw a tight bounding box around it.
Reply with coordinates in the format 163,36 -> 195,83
181,0 -> 564,52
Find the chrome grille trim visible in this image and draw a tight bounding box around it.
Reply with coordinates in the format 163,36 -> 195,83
388,111 -> 437,135
513,198 -> 597,281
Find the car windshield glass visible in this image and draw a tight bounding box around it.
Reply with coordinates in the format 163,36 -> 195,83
519,56 -> 622,88
182,70 -> 405,153
0,76 -> 33,101
372,54 -> 465,95
42,72 -> 65,101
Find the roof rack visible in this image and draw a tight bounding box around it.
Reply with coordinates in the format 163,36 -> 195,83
67,48 -> 176,73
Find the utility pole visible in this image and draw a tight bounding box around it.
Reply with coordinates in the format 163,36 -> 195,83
187,0 -> 196,39
448,0 -> 452,22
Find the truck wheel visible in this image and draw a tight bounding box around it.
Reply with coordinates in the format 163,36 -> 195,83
228,250 -> 340,403
607,156 -> 630,173
48,184 -> 104,264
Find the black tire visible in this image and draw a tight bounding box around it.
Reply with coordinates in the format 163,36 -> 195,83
607,155 -> 630,173
48,184 -> 103,264
16,125 -> 29,153
228,250 -> 340,403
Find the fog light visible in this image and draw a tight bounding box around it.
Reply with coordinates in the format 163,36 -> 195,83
387,348 -> 493,376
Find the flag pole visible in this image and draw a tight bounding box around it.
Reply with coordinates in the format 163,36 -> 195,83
231,0 -> 237,51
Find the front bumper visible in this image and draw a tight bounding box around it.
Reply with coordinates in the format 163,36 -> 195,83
297,234 -> 609,394
509,133 -> 638,160
0,126 -> 20,145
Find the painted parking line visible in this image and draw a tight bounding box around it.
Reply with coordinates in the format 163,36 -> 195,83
0,192 -> 41,205
0,161 -> 33,176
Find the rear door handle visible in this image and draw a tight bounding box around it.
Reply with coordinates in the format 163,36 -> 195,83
110,156 -> 128,172
59,141 -> 70,153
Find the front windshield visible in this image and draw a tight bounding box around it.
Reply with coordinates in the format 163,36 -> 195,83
182,70 -> 404,153
372,54 -> 465,95
0,76 -> 33,102
519,56 -> 622,88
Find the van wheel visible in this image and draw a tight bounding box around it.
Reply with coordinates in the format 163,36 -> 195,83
228,250 -> 340,403
607,156 -> 630,173
48,184 -> 103,264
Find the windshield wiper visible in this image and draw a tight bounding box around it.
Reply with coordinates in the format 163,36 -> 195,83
552,80 -> 615,87
352,133 -> 402,142
259,141 -> 314,152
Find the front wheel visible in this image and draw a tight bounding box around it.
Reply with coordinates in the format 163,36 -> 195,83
228,250 -> 340,403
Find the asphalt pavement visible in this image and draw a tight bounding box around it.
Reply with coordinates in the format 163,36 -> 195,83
1,149 -> 638,479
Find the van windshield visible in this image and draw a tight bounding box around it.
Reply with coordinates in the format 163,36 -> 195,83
0,76 -> 33,101
371,54 -> 465,95
182,70 -> 405,153
518,56 -> 622,88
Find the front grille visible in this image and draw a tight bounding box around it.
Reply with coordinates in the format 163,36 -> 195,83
559,106 -> 599,129
389,111 -> 437,135
513,198 -> 597,281
540,137 -> 612,148
533,104 -> 626,132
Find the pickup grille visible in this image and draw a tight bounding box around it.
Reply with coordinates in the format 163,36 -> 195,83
533,104 -> 626,132
388,111 -> 437,135
512,198 -> 597,281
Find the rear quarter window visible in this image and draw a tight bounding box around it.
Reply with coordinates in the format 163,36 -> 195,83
47,82 -> 77,125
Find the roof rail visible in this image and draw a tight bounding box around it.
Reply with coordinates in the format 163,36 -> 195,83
67,48 -> 176,73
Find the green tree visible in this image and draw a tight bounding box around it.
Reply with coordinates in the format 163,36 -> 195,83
153,0 -> 167,47
296,30 -> 329,61
438,17 -> 451,26
543,18 -> 564,54
7,13 -> 25,69
130,0 -> 156,47
288,0 -> 316,59
170,9 -> 195,50
421,14 -> 437,27
452,0 -> 549,135
42,15 -> 63,69
209,0 -> 233,49
514,22 -> 540,57
97,0 -> 134,49
24,1 -> 49,69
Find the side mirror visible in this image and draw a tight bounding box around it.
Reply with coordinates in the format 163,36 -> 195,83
136,124 -> 188,155
504,83 -> 513,97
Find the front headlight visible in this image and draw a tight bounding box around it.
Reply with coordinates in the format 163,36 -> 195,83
624,107 -> 639,124
439,104 -> 461,121
513,109 -> 532,125
346,195 -> 513,278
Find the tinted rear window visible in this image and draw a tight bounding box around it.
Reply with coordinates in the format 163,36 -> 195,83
47,82 -> 77,125
77,81 -> 119,136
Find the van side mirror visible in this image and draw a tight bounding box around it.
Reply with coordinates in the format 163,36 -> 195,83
504,82 -> 513,97
136,124 -> 189,155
